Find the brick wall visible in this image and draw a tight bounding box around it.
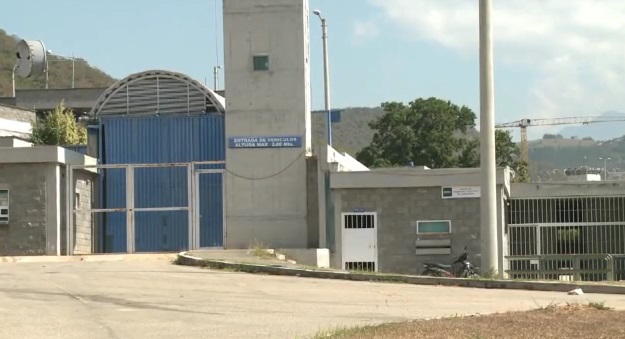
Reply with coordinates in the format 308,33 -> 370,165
0,163 -> 48,255
335,186 -> 505,275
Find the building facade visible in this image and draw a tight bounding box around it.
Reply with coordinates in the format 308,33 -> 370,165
223,0 -> 313,249
0,138 -> 97,256
330,167 -> 511,275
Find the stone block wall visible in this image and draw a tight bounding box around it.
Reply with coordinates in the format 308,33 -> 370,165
336,186 -> 505,275
61,168 -> 95,255
0,162 -> 95,256
0,163 -> 48,255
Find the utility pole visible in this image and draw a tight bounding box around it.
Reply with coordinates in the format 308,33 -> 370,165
600,157 -> 611,180
45,51 -> 49,89
213,65 -> 222,91
313,9 -> 332,146
479,0 -> 499,275
11,65 -> 16,97
71,53 -> 75,89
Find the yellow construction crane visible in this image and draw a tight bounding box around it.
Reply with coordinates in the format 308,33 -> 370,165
495,116 -> 625,164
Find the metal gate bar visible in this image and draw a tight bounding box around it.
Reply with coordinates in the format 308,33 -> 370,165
66,161 -> 225,255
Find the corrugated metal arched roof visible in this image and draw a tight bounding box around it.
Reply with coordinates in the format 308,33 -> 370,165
90,70 -> 225,117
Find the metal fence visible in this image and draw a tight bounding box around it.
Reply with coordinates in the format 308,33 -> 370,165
507,254 -> 615,281
66,161 -> 225,255
507,197 -> 625,282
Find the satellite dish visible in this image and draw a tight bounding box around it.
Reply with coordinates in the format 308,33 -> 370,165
14,39 -> 47,78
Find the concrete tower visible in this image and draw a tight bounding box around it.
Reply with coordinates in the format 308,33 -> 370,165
223,0 -> 312,248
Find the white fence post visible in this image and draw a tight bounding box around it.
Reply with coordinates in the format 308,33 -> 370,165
126,165 -> 135,253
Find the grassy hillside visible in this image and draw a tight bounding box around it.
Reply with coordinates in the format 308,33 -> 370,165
0,29 -> 116,96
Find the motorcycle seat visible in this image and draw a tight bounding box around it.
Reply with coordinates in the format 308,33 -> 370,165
424,262 -> 451,269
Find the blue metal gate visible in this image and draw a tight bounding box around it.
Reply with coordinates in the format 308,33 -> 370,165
99,114 -> 225,253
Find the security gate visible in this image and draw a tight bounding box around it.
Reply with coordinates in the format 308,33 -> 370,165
66,162 -> 225,255
507,197 -> 625,281
194,170 -> 225,248
341,212 -> 378,272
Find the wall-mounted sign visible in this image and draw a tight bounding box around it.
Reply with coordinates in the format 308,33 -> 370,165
228,136 -> 302,149
441,186 -> 480,199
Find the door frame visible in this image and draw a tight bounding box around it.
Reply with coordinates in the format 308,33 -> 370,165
193,169 -> 226,250
340,212 -> 378,271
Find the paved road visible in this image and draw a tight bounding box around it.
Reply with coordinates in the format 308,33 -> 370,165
1,259 -> 625,339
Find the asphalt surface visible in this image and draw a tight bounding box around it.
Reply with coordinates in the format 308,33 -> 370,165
1,259 -> 625,339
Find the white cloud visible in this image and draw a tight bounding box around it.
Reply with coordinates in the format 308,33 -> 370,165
370,0 -> 625,128
352,20 -> 380,44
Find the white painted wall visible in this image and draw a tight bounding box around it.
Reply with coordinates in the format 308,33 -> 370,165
223,0 -> 312,248
0,118 -> 31,138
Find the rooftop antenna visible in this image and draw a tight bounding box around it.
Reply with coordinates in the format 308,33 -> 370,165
13,40 -> 47,96
213,0 -> 222,90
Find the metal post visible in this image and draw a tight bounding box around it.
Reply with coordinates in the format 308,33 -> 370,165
213,66 -> 221,91
321,18 -> 332,146
187,164 -> 195,250
66,165 -> 74,256
45,57 -> 49,89
125,165 -> 135,253
11,65 -> 16,97
71,53 -> 75,89
479,0 -> 499,275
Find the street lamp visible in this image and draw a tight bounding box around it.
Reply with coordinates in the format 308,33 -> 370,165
312,9 -> 333,146
599,157 -> 611,180
213,65 -> 222,91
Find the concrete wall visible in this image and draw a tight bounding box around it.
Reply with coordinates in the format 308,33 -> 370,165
330,167 -> 511,275
512,182 -> 625,198
0,163 -> 48,256
0,146 -> 97,256
0,103 -> 36,123
306,157 -> 319,248
223,0 -> 312,249
0,137 -> 32,148
0,104 -> 35,138
2,88 -> 108,115
60,169 -> 95,255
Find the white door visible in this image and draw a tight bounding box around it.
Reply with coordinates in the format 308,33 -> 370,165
341,212 -> 378,272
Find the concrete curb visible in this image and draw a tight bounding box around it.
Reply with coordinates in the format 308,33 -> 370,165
0,253 -> 177,264
176,252 -> 625,295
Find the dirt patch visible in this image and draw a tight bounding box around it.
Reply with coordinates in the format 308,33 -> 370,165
313,304 -> 625,339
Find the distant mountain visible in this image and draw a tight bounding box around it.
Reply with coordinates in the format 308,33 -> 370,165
558,111 -> 625,141
311,106 -> 385,155
0,29 -> 116,97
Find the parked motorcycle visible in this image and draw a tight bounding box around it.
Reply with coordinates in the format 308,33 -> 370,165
421,247 -> 479,278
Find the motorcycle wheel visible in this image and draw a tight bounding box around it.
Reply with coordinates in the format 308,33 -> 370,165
459,269 -> 477,278
421,269 -> 444,277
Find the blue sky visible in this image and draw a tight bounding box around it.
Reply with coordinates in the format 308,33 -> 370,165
3,0 -> 625,139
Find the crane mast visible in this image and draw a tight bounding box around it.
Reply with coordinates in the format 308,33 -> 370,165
495,116 -> 625,164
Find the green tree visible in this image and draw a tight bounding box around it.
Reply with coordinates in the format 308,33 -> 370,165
30,101 -> 86,145
356,97 -> 530,182
356,98 -> 477,168
494,129 -> 530,183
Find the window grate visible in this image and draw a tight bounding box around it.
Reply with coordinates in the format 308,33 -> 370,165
343,214 -> 375,229
345,261 -> 375,272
